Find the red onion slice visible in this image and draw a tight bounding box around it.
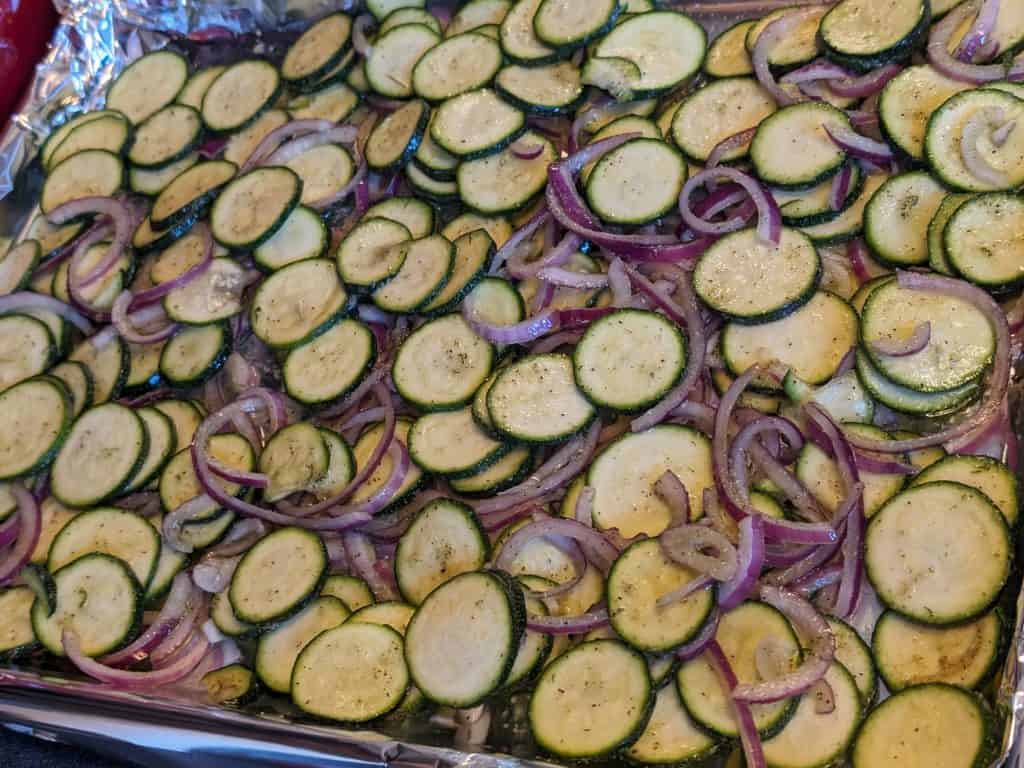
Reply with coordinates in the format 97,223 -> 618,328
525,605 -> 610,634
928,1 -> 1007,83
956,0 -> 1000,63
343,530 -> 399,601
706,640 -> 767,768
674,608 -> 720,661
0,292 -> 93,334
495,517 -> 620,576
752,9 -> 815,106
961,107 -> 1014,187
829,63 -> 902,98
99,573 -> 196,667
240,118 -> 335,171
659,524 -> 738,581
717,514 -> 766,609
64,629 -> 210,689
653,470 -> 691,527
656,574 -> 714,609
705,127 -> 758,171
869,320 -> 931,356
111,291 -> 179,344
828,164 -> 853,211
825,125 -> 894,164
535,267 -> 609,289
679,167 -> 781,245
0,486 -> 39,586
507,232 -> 581,279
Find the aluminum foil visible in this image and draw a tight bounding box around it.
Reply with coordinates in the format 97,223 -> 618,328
0,1 -> 1022,766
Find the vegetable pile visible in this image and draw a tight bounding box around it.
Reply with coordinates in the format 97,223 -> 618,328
0,0 -> 1021,766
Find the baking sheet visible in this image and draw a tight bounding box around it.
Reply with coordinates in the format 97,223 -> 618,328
0,1 -> 1022,766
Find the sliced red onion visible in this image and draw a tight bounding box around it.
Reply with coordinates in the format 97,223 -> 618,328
655,574 -> 713,609
47,197 -> 132,286
705,128 -> 758,171
850,450 -> 916,475
0,486 -> 38,586
780,59 -> 850,85
607,258 -> 633,307
489,207 -> 550,274
343,531 -> 398,601
508,232 -> 581,279
679,167 -> 781,245
111,291 -> 178,344
829,64 -> 902,98
535,267 -> 609,289
149,591 -> 207,667
495,517 -> 620,576
352,14 -> 375,58
659,525 -> 737,581
828,164 -> 853,211
928,1 -> 1007,84
532,329 -> 585,353
825,125 -> 894,164
525,605 -> 610,635
100,573 -> 196,667
569,94 -> 614,153
65,629 -> 210,689
574,484 -> 595,527
241,118 -> 334,172
192,555 -> 242,594
791,563 -> 843,597
266,125 -> 360,166
956,0 -> 1000,63
961,107 -> 1013,187
0,514 -> 19,550
454,704 -> 492,749
129,222 -> 214,309
869,320 -> 932,357
717,514 -> 766,610
630,264 -> 707,431
675,609 -> 720,661
752,10 -> 814,106
465,305 -> 611,345
653,470 -> 691,527
0,292 -> 94,334
706,640 -> 766,768
693,184 -> 749,221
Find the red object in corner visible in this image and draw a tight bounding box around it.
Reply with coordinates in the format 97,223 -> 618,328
0,0 -> 58,126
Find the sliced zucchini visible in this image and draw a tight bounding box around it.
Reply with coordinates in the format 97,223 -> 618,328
348,601 -> 416,635
45,114 -> 131,172
281,13 -> 353,86
164,257 -> 246,325
820,0 -> 929,73
31,553 -> 141,657
851,683 -> 997,768
608,539 -> 714,653
863,171 -> 945,269
351,418 -> 424,510
203,663 -> 260,706
321,573 -> 374,611
380,7 -> 442,35
70,336 -> 128,403
530,639 -> 652,759
393,313 -> 493,410
672,77 -> 775,164
250,259 -> 348,349
151,159 -> 236,230
457,131 -> 556,214
879,64 -> 970,161
284,143 -> 354,207
500,0 -> 559,65
368,0 -> 425,21
292,622 -> 409,722
406,161 -> 459,202
694,227 -> 821,323
534,0 -> 619,49
704,20 -> 755,78
751,102 -> 850,190
255,595 -> 349,693
828,617 -> 877,708
625,682 -> 720,765
431,88 -> 525,159
854,348 -> 978,416
283,318 -> 376,406
126,338 -> 162,394
676,601 -> 799,738
866,482 -> 1010,624
799,173 -> 887,246
287,82 -> 359,124
159,323 -> 229,387
365,196 -> 435,238
408,407 -> 507,477
909,454 -> 1017,526
49,361 -> 93,419
123,407 -> 177,493
450,444 -> 532,496
366,23 -> 442,99
132,214 -> 196,255
420,229 -> 492,315
307,429 -> 354,500
414,114 -> 460,179
861,278 -> 994,392
442,212 -> 512,247
40,150 -> 124,216
745,6 -> 828,69
143,543 -> 188,605
774,162 -> 864,228
223,109 -> 288,167
336,216 -> 411,290
211,590 -> 256,638
253,205 -> 328,271
50,403 -> 146,507
449,0 -> 511,37
258,422 -> 329,502
494,61 -> 583,115
463,276 -> 526,328
129,152 -> 199,197
0,587 -> 38,657
160,434 -> 254,520
31,498 -> 77,565
365,100 -> 429,171
945,193 -> 1024,291
177,510 -> 235,551
873,608 -> 1002,691
176,66 -> 226,111
151,399 -> 203,449
202,60 -> 281,134
48,507 -> 160,589
413,33 -> 503,102
592,11 -> 706,98
927,192 -> 973,276
372,234 -> 453,312
405,570 -> 525,707
127,104 -> 202,169
230,526 -> 327,625
506,590 -> 554,689
586,138 -> 686,226
210,166 -> 301,250
41,110 -> 123,169
0,314 -> 55,392
395,499 -> 489,604
107,51 -> 190,123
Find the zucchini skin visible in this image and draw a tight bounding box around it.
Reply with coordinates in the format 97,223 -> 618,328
819,1 -> 931,74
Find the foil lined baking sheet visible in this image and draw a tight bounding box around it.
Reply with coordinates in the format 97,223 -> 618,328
0,1 -> 1021,766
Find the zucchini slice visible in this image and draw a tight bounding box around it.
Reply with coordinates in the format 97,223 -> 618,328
70,336 -> 128,403
253,205 -> 328,271
258,422 -> 329,502
820,0 -> 929,73
348,601 -> 416,635
500,0 -> 558,65
945,193 -> 1024,291
530,639 -> 652,759
406,162 -> 459,202
127,104 -> 202,169
450,445 -> 533,496
592,11 -> 706,98
573,309 -> 685,412
880,65 -> 970,161
210,166 -> 301,250
308,429 -> 354,500
494,61 -> 583,115
201,60 -> 281,134
365,100 -> 429,171
203,663 -> 260,705
450,0 -> 511,37
828,617 -> 877,708
48,507 -> 160,589
321,573 -> 374,611
420,229 -> 493,315
143,542 -> 189,605
336,216 -> 411,290
41,150 -> 124,216
211,590 -> 256,638
395,499 -> 489,604
625,682 -> 720,765
774,162 -> 864,228
506,590 -> 554,689
851,683 -> 997,768
413,33 -> 503,102
866,482 -> 1011,625
405,570 -> 525,707
292,622 -> 409,722
284,143 -> 354,206
31,553 -> 141,657
586,138 -> 687,226
107,51 -> 190,123
255,595 -> 349,693
873,608 -> 1002,691
223,109 -> 288,167
281,13 -> 353,86
676,601 -> 799,738
0,587 -> 38,657
164,257 -> 247,325
704,19 -> 755,78
694,227 -> 821,323
51,403 -> 147,507
132,214 -> 196,255
534,0 -> 620,50
160,434 -> 255,520
49,361 -> 93,419
861,278 -> 994,392
230,526 -> 327,625
431,88 -> 525,159
151,159 -> 236,230
365,196 -> 435,238
123,407 -> 177,493
909,454 -> 1017,526
761,663 -> 862,768
798,173 -> 887,246
608,539 -> 714,653
287,82 -> 359,124
31,498 -> 77,565
366,24 -> 442,99
488,353 -> 594,444
864,171 -> 946,268
393,313 -> 493,410
159,323 -> 229,387
927,192 -> 973,276
151,399 -> 203,449
351,419 -> 423,510
283,318 -> 376,406
176,66 -> 226,111
854,349 -> 979,416
372,234 -> 453,312
672,77 -> 775,164
745,7 -> 827,69
721,291 -> 858,389
442,212 -> 512,247
0,314 -> 55,391
588,425 -> 712,537
408,408 -> 507,477
380,8 -> 441,36
250,259 -> 348,348
457,130 -> 556,214
40,110 -> 123,170
751,102 -> 850,190
129,152 -> 199,197
45,114 -> 132,172
463,275 -> 526,328
414,114 -> 460,179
